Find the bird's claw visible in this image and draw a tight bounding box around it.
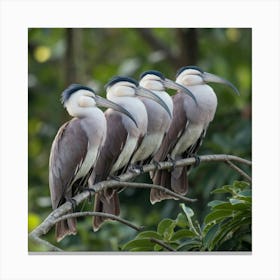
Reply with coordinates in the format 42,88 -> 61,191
128,164 -> 143,174
109,175 -> 121,181
191,154 -> 200,167
167,155 -> 176,171
152,160 -> 161,170
83,187 -> 96,200
67,198 -> 77,212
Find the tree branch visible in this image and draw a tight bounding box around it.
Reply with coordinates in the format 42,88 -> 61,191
29,235 -> 63,252
92,182 -> 197,203
55,211 -> 143,232
28,154 -> 251,250
226,160 -> 252,182
150,238 -> 176,252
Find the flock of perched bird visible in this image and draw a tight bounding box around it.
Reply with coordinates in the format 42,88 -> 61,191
48,65 -> 239,242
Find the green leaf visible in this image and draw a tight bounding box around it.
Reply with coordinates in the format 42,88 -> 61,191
203,223 -> 221,251
176,212 -> 189,228
237,190 -> 252,203
180,204 -> 194,218
238,189 -> 252,197
211,185 -> 235,194
229,198 -> 245,205
212,202 -> 249,211
157,218 -> 176,240
177,240 -> 202,251
136,231 -> 162,240
233,180 -> 250,190
208,200 -> 226,208
154,244 -> 162,251
129,247 -> 155,252
122,238 -> 154,251
180,204 -> 200,236
238,196 -> 252,204
210,215 -> 251,250
171,229 -> 196,241
204,209 -> 233,225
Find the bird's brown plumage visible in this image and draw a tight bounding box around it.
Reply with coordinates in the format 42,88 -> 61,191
49,118 -> 91,241
91,106 -> 147,231
91,112 -> 128,231
150,92 -> 205,203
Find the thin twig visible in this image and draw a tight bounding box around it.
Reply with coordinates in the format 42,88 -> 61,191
95,182 -> 197,203
150,238 -> 176,252
29,235 -> 63,252
226,160 -> 252,182
55,211 -> 143,232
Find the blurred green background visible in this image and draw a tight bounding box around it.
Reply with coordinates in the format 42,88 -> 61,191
28,28 -> 251,251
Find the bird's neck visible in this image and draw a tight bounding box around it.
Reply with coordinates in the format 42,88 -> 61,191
107,95 -> 148,132
185,84 -> 218,124
83,106 -> 105,120
141,90 -> 173,115
79,107 -> 107,144
67,103 -> 104,119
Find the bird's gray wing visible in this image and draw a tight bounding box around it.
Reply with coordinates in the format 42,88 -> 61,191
93,111 -> 129,182
91,112 -> 128,231
153,92 -> 188,163
150,93 -> 188,203
49,118 -> 88,209
186,128 -> 207,157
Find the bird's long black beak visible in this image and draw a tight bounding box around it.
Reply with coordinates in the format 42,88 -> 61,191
94,95 -> 138,127
136,86 -> 172,118
202,72 -> 240,95
162,78 -> 198,106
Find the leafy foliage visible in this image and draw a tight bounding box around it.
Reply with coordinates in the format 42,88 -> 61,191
122,181 -> 251,251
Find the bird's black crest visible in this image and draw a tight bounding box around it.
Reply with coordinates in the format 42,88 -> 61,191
176,66 -> 204,77
105,76 -> 138,90
61,84 -> 95,105
139,70 -> 165,80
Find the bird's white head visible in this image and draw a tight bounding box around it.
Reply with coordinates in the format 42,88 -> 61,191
61,84 -> 98,117
139,70 -> 198,105
61,84 -> 139,125
139,70 -> 166,91
176,66 -> 206,86
105,76 -> 172,117
105,76 -> 139,99
176,66 -> 240,95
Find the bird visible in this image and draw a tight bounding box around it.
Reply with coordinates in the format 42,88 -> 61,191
49,84 -> 137,242
90,76 -> 172,231
130,70 -> 197,168
150,66 -> 239,204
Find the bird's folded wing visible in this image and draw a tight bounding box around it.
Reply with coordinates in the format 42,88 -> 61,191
49,119 -> 88,209
93,112 -> 129,182
153,92 -> 188,162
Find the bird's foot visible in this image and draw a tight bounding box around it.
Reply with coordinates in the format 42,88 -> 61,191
108,175 -> 121,181
152,160 -> 162,170
66,198 -> 77,212
83,187 -> 96,200
167,155 -> 176,171
190,154 -> 201,167
128,164 -> 143,174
